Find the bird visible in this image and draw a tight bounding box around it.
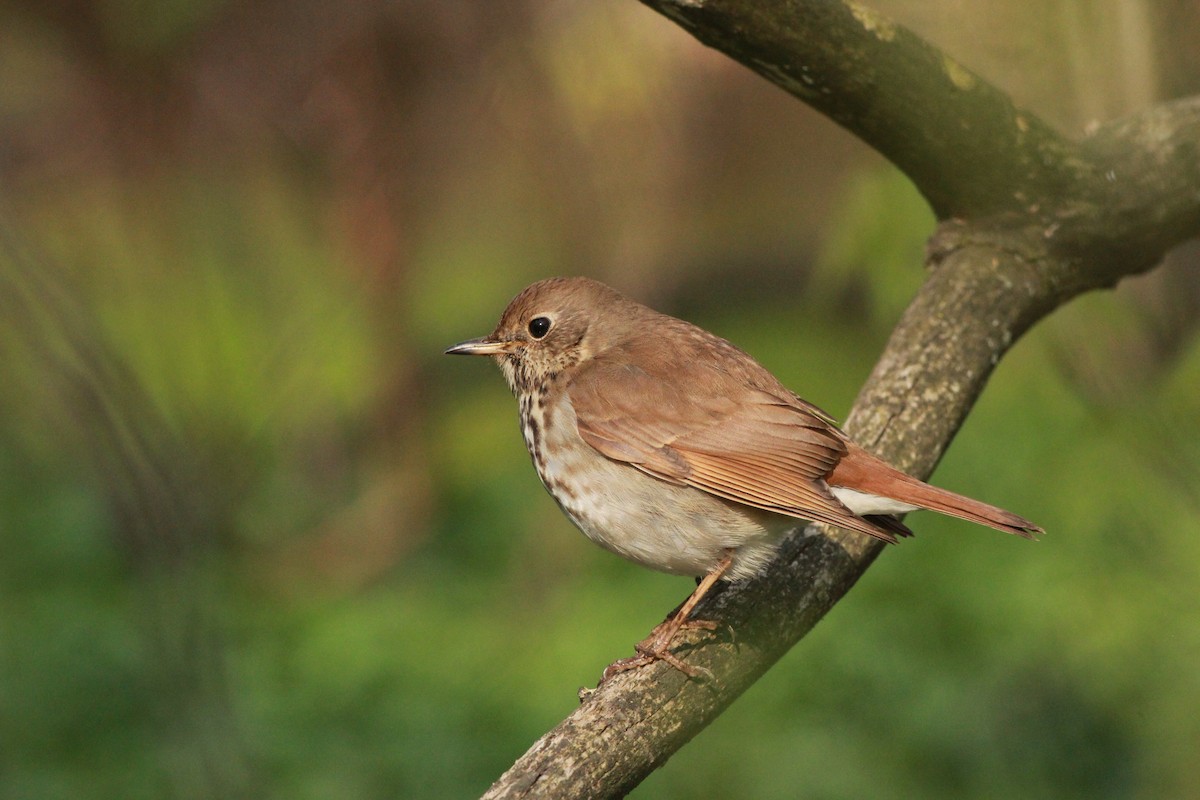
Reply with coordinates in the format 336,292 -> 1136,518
446,276 -> 1041,679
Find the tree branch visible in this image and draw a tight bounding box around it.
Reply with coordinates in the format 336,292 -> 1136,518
639,0 -> 1084,218
482,3 -> 1200,797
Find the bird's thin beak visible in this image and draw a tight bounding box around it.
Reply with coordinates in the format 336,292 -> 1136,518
444,336 -> 516,356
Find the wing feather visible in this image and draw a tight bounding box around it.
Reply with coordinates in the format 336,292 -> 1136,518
568,350 -> 898,542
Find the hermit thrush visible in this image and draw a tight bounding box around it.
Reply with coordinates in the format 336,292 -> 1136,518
447,277 -> 1041,678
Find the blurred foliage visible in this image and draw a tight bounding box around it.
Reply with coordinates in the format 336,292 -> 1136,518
813,165 -> 933,327
1,1 -> 1199,799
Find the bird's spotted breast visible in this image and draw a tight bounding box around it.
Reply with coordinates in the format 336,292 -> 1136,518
517,389 -> 782,580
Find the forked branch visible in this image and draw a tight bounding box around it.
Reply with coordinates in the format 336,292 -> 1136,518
482,3 -> 1200,797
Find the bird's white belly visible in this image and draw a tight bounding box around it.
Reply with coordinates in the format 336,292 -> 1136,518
525,399 -> 786,580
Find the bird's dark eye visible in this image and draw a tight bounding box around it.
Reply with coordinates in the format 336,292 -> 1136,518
528,316 -> 552,339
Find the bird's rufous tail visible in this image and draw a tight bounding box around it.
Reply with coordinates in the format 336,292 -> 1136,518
828,442 -> 1042,538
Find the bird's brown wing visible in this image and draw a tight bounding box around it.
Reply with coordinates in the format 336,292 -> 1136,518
568,353 -> 900,542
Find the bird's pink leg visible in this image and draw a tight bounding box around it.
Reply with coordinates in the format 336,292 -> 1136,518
600,550 -> 734,683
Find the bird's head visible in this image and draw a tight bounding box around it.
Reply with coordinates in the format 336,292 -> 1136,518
445,276 -> 634,394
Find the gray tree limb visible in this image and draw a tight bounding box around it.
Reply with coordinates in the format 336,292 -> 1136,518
482,2 -> 1200,797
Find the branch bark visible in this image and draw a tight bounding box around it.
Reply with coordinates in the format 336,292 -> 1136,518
482,2 -> 1200,797
643,0 -> 1082,219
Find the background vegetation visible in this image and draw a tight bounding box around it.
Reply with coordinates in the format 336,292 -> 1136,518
1,1 -> 1198,798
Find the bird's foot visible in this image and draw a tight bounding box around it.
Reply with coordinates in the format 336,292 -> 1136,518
593,550 -> 735,690
597,617 -> 718,685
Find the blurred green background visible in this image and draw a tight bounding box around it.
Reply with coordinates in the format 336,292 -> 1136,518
2,1 -> 1199,798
